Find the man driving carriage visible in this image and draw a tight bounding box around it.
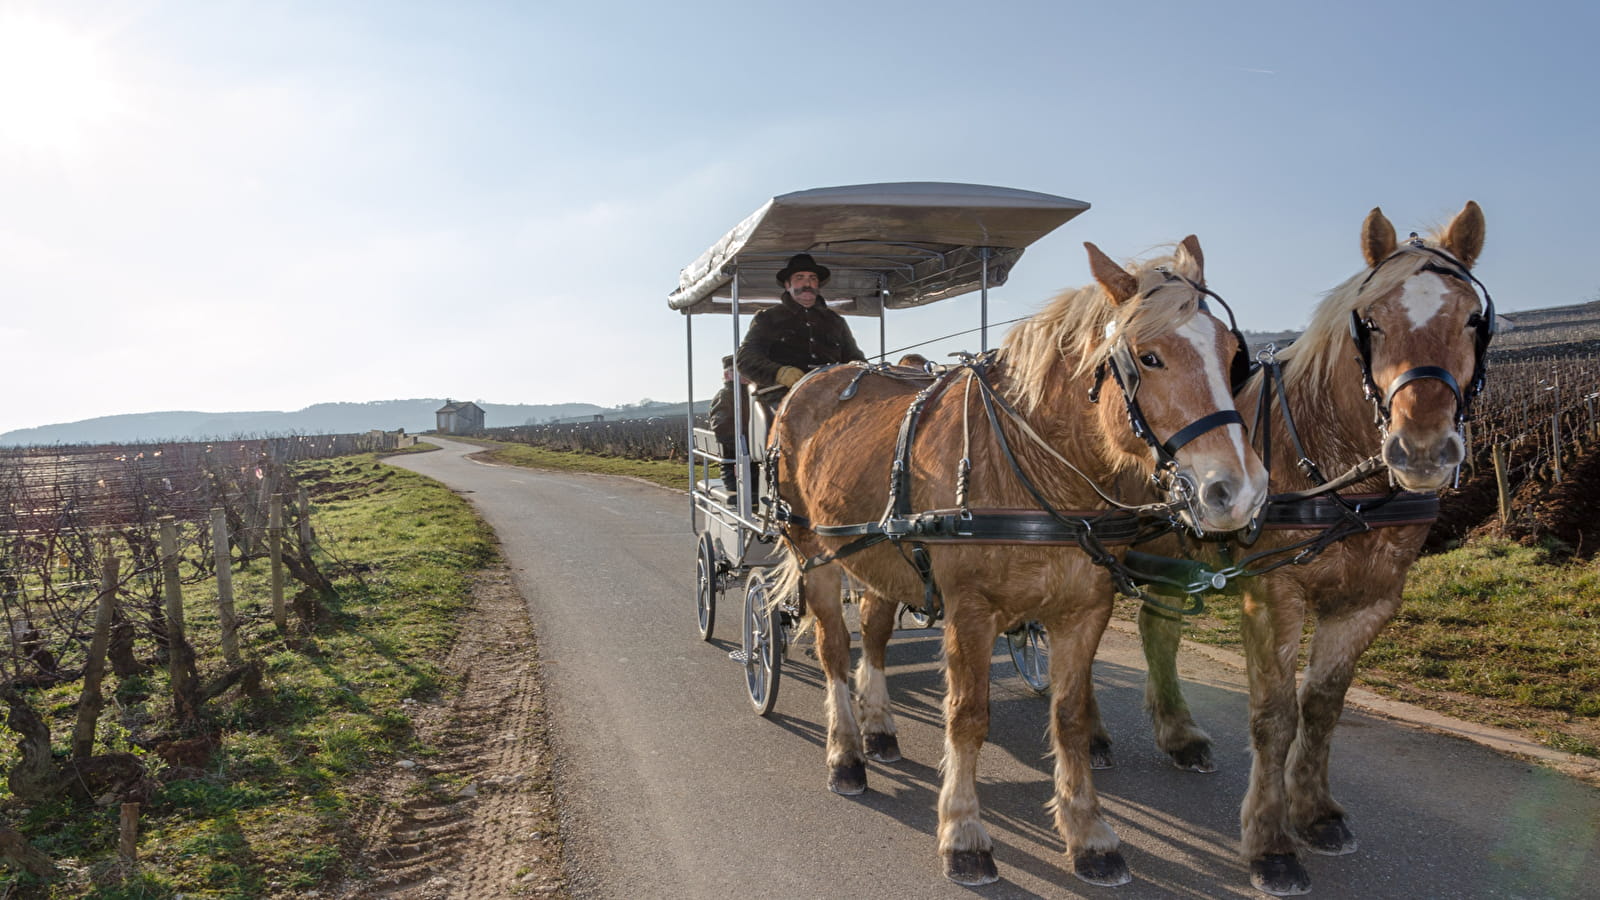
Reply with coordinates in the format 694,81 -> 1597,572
735,253 -> 867,401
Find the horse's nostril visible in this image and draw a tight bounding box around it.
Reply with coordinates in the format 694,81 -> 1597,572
1437,438 -> 1465,469
1383,435 -> 1410,469
1203,479 -> 1233,511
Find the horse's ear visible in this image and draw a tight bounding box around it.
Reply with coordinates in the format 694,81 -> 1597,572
1176,234 -> 1204,278
1442,200 -> 1485,269
1085,241 -> 1138,305
1361,207 -> 1397,268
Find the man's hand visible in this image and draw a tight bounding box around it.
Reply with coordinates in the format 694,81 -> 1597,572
776,366 -> 805,387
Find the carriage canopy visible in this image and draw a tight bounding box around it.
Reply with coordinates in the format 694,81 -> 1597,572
667,182 -> 1090,318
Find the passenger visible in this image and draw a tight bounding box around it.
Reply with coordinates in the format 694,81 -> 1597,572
707,355 -> 741,493
735,253 -> 867,402
896,352 -> 930,370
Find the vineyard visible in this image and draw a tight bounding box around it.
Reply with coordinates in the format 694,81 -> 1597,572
481,417 -> 685,461
1431,303 -> 1600,556
0,431 -> 408,881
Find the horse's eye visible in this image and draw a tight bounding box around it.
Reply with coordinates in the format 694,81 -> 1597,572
1138,352 -> 1164,369
1364,318 -> 1384,334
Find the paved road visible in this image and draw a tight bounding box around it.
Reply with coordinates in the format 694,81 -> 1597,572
390,439 -> 1600,899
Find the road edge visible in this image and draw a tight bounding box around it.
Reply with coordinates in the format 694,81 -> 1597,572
1104,618 -> 1600,785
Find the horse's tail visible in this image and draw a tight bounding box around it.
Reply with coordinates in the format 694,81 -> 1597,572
771,549 -> 803,607
770,547 -> 817,640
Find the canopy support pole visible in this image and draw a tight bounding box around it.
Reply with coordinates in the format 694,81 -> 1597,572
730,268 -> 752,527
685,313 -> 696,528
878,275 -> 888,360
979,247 -> 993,352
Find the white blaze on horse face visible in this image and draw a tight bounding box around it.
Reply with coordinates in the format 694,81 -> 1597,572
1398,272 -> 1452,329
1177,315 -> 1250,470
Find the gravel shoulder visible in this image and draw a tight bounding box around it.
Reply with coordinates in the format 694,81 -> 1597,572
335,561 -> 567,899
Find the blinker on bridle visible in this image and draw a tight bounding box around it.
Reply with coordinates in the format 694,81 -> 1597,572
1348,235 -> 1496,428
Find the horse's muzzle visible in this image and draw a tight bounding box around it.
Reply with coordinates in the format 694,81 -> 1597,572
1382,430 -> 1465,491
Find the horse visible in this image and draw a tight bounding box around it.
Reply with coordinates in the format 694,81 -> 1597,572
1109,202 -> 1490,895
768,236 -> 1270,887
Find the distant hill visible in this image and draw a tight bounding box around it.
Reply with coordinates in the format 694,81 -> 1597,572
0,399 -> 615,447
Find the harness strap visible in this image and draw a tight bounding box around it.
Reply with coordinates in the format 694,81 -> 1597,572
1163,409 -> 1245,458
1270,356 -> 1331,485
1383,364 -> 1462,411
800,532 -> 888,572
815,507 -> 1145,545
1265,456 -> 1384,504
1261,490 -> 1439,529
905,544 -> 941,621
884,367 -> 962,523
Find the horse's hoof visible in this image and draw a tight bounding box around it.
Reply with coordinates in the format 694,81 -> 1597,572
1090,735 -> 1115,769
828,761 -> 867,796
943,849 -> 999,885
864,733 -> 901,763
1300,815 -> 1358,856
1250,853 -> 1311,896
1169,741 -> 1216,774
1072,849 -> 1131,887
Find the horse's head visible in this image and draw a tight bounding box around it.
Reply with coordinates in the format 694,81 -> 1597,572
1084,236 -> 1269,534
1347,201 -> 1490,491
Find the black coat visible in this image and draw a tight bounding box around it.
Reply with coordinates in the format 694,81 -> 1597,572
708,383 -> 735,441
735,293 -> 866,388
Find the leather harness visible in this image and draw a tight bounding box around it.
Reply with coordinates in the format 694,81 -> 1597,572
771,247 -> 1489,618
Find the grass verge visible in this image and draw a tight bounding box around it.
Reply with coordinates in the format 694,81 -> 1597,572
448,436 -> 696,492
1,455 -> 494,898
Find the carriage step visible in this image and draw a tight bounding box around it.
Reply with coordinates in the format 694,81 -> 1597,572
728,649 -> 751,665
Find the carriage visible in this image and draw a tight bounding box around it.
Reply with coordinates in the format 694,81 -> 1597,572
668,186 -> 1495,894
668,182 -> 1091,709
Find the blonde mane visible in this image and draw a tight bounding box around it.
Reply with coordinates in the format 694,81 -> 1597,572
999,250 -> 1207,413
1276,226 -> 1466,397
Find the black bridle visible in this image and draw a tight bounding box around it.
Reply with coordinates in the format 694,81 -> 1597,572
1348,239 -> 1496,428
1089,270 -> 1249,511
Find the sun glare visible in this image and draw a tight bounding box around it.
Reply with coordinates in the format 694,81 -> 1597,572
0,14 -> 123,154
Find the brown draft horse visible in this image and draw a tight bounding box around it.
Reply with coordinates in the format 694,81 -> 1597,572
769,237 -> 1269,887
1113,202 -> 1489,895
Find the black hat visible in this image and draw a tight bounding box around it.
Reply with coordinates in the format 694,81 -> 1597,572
775,253 -> 830,287
721,355 -> 734,369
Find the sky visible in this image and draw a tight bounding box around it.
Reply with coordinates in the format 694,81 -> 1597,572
2,0 -> 1596,436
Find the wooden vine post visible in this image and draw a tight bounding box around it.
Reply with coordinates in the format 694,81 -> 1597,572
119,802 -> 140,866
211,508 -> 242,666
71,548 -> 120,760
159,517 -> 201,726
1491,443 -> 1512,528
269,494 -> 287,633
1551,411 -> 1563,483
297,485 -> 314,550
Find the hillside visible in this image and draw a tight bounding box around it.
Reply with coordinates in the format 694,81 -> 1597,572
0,399 -> 608,447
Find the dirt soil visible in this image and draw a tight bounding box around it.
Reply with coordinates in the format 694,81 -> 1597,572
330,562 -> 567,899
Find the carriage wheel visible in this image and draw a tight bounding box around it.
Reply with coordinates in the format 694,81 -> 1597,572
695,533 -> 718,641
1006,621 -> 1051,695
741,575 -> 782,716
898,602 -> 933,630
